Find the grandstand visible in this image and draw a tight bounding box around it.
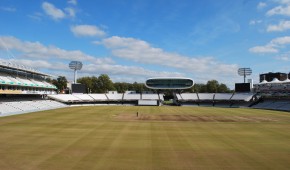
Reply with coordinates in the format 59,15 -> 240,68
0,60 -> 57,95
0,60 -> 65,116
214,93 -> 233,100
106,92 -> 123,101
177,92 -> 254,107
246,76 -> 290,111
89,94 -> 108,101
47,92 -> 163,105
198,93 -> 215,100
0,96 -> 67,116
254,78 -> 290,94
141,93 -> 160,100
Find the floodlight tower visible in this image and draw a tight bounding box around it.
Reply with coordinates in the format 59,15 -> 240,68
69,61 -> 83,84
238,68 -> 252,83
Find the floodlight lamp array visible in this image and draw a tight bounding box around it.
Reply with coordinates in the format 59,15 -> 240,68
238,68 -> 252,76
69,61 -> 83,70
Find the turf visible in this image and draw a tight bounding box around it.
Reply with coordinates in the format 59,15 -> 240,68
0,106 -> 290,170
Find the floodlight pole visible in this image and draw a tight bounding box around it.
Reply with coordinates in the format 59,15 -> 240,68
69,61 -> 82,84
243,69 -> 246,83
74,69 -> 77,84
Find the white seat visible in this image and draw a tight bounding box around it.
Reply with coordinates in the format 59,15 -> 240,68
73,94 -> 94,101
198,93 -> 214,100
231,93 -> 253,101
142,94 -> 159,100
214,93 -> 233,100
123,94 -> 141,100
106,93 -> 123,100
180,93 -> 198,100
88,94 -> 108,101
48,94 -> 81,102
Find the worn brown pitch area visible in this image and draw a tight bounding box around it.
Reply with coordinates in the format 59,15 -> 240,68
116,113 -> 278,122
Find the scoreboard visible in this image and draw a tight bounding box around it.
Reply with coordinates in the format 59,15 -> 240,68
235,83 -> 251,93
72,84 -> 86,93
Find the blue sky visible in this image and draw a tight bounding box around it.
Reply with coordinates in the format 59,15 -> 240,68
1,0 -> 290,88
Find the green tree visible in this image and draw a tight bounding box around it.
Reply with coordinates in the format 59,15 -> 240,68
217,83 -> 230,93
114,82 -> 129,93
45,77 -> 52,83
193,83 -> 207,93
191,80 -> 232,93
95,74 -> 115,93
206,80 -> 219,93
77,76 -> 95,93
131,82 -> 147,93
52,76 -> 67,91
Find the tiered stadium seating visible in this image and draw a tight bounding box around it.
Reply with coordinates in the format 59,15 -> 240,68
251,100 -> 290,111
180,93 -> 198,100
88,94 -> 108,101
198,93 -> 214,100
16,76 -> 36,86
0,102 -> 22,114
0,100 -> 67,116
176,93 -> 254,107
214,93 -> 233,100
123,94 -> 141,101
30,79 -> 47,87
0,73 -> 17,85
73,94 -> 95,102
176,93 -> 182,100
0,71 -> 55,88
252,100 -> 275,109
277,102 -> 290,111
6,76 -> 23,85
159,94 -> 164,101
231,93 -> 254,101
106,93 -> 123,101
285,85 -> 290,91
48,94 -> 82,102
142,94 -> 160,100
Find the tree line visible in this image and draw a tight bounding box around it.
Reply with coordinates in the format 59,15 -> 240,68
47,74 -> 232,93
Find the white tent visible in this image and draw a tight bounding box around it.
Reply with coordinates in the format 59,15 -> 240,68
282,78 -> 290,83
259,80 -> 268,84
270,78 -> 281,84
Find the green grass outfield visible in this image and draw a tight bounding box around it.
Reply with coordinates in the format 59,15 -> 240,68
0,106 -> 290,170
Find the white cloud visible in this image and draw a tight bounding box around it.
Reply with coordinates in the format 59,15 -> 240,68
249,19 -> 262,25
102,36 -> 238,75
267,20 -> 290,32
276,0 -> 290,5
2,58 -> 184,82
0,36 -> 185,82
266,2 -> 290,16
42,2 -> 66,20
0,36 -> 113,64
271,36 -> 290,45
92,41 -> 102,45
83,64 -> 184,77
68,0 -> 77,5
7,59 -> 177,78
257,2 -> 267,9
27,12 -> 43,21
275,54 -> 290,61
0,7 -> 16,12
6,59 -> 68,71
42,2 -> 77,20
65,7 -> 76,17
249,36 -> 290,53
249,45 -> 278,53
71,25 -> 106,37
